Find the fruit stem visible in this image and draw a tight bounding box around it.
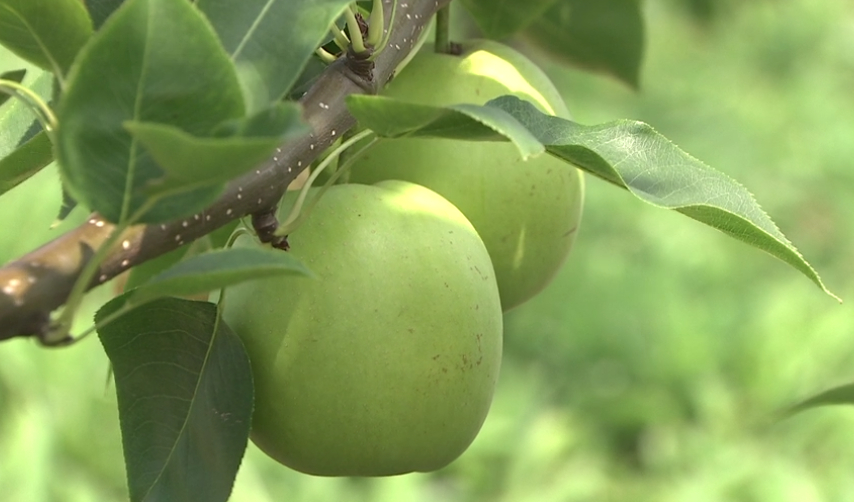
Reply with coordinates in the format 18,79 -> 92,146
276,129 -> 375,236
434,5 -> 451,54
330,22 -> 350,52
344,4 -> 367,55
224,225 -> 255,249
291,137 -> 379,234
366,0 -> 398,62
315,47 -> 337,64
0,79 -> 58,140
366,0 -> 384,47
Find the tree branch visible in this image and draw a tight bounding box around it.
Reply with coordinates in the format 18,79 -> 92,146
0,0 -> 450,342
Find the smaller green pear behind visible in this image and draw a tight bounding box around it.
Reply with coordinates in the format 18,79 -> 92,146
349,39 -> 585,312
222,181 -> 503,477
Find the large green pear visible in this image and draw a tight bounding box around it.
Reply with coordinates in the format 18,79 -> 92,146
222,181 -> 503,476
350,39 -> 584,311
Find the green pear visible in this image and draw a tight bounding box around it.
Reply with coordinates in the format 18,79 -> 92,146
350,39 -> 584,311
223,181 -> 503,476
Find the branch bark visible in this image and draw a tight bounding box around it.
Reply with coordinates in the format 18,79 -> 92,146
0,0 -> 450,342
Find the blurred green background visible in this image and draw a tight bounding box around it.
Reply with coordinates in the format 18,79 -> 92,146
2,0 -> 854,500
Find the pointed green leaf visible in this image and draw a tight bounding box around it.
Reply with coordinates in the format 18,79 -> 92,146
787,385 -> 854,417
85,0 -> 127,30
522,0 -> 644,88
124,102 -> 308,193
0,68 -> 53,194
56,0 -> 245,224
459,0 -> 559,39
0,68 -> 24,80
286,53 -> 331,101
0,68 -> 50,157
0,0 -> 93,78
348,93 -> 837,300
212,101 -> 307,139
0,68 -> 25,107
0,130 -> 51,195
493,96 -> 835,299
97,297 -> 253,502
196,0 -> 351,110
130,247 -> 311,305
122,222 -> 236,292
123,244 -> 193,293
53,185 -> 77,225
123,121 -> 280,195
347,95 -> 544,160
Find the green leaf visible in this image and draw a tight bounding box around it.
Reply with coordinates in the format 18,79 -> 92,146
522,0 -> 645,88
286,52 -> 330,101
346,96 -> 544,160
459,0 -> 559,39
196,0 -> 351,110
212,101 -> 307,139
0,68 -> 24,81
123,244 -> 192,293
124,102 -> 307,194
676,0 -> 727,26
0,68 -> 50,157
209,220 -> 241,250
123,222 -> 236,292
0,130 -> 51,195
0,68 -> 53,193
348,94 -> 838,300
0,0 -> 93,78
123,122 -> 279,195
130,247 -> 311,305
0,68 -> 25,107
56,0 -> 246,224
53,185 -> 77,225
787,385 -> 854,417
97,297 -> 253,502
84,0 -> 127,30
